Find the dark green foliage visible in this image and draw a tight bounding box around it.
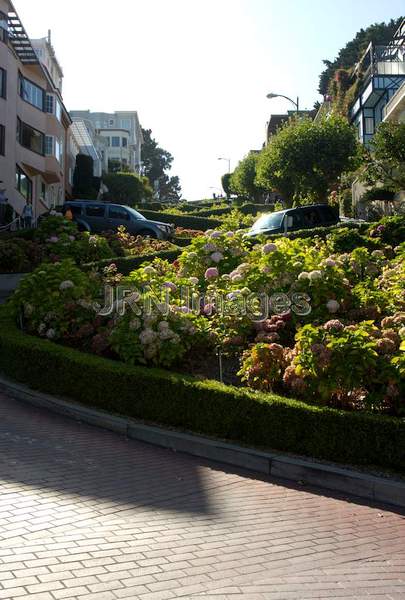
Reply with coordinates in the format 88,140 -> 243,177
103,172 -> 153,205
368,216 -> 405,246
253,222 -> 371,243
326,227 -> 380,253
73,154 -> 98,199
318,19 -> 402,95
82,249 -> 182,276
256,115 -> 360,206
221,173 -> 232,198
230,152 -> 265,202
0,241 -> 26,273
361,122 -> 405,192
239,204 -> 268,216
137,209 -> 222,231
141,128 -> 182,201
0,307 -> 404,471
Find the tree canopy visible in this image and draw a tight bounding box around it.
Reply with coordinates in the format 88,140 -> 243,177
141,128 -> 181,201
103,172 -> 153,205
318,19 -> 402,96
230,152 -> 265,202
360,121 -> 405,191
256,115 -> 360,206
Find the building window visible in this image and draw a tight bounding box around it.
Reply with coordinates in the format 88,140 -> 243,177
0,124 -> 5,156
0,67 -> 6,99
55,99 -> 62,122
16,165 -> 33,201
17,118 -> 45,155
365,117 -> 374,135
55,137 -> 63,165
111,136 -> 120,147
19,75 -> 45,111
45,94 -> 54,114
122,137 -> 128,148
0,11 -> 8,43
45,135 -> 54,156
109,119 -> 114,126
120,118 -> 131,130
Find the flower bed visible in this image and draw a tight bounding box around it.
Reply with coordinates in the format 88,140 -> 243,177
1,305 -> 404,471
0,216 -> 179,273
6,217 -> 405,422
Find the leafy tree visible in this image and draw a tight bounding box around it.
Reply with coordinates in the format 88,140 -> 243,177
230,152 -> 265,202
256,115 -> 360,207
73,154 -> 98,199
318,19 -> 402,96
102,172 -> 153,205
360,121 -> 405,191
221,173 -> 232,198
159,175 -> 182,203
141,128 -> 181,201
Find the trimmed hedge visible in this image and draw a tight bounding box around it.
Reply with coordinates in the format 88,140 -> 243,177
173,237 -> 193,247
0,306 -> 404,472
251,222 -> 371,243
239,203 -> 269,216
82,248 -> 182,275
138,209 -> 222,231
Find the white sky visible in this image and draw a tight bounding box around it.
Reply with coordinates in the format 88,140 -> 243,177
15,0 -> 405,200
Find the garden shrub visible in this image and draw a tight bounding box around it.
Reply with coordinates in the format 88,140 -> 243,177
368,215 -> 405,246
0,305 -> 404,471
0,241 -> 27,273
137,209 -> 222,231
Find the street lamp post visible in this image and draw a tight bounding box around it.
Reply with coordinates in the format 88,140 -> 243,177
266,92 -> 299,112
217,157 -> 231,173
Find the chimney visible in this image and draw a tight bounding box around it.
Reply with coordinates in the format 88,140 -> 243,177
47,29 -> 51,44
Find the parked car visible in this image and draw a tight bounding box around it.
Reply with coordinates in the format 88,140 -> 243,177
62,201 -> 174,240
246,204 -> 340,238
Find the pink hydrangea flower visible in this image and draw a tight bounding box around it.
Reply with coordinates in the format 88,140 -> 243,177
210,252 -> 224,263
205,267 -> 219,279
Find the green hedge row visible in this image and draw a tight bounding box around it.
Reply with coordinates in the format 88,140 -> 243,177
239,203 -> 269,216
0,307 -> 404,472
259,221 -> 370,242
173,237 -> 193,247
138,209 -> 222,231
83,249 -> 182,275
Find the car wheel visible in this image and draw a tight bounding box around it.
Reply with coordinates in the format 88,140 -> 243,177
138,229 -> 157,239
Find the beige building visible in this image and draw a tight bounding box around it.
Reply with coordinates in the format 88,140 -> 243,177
0,1 -> 72,222
70,110 -> 143,174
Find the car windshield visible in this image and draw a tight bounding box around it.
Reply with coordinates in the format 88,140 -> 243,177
251,211 -> 284,232
126,207 -> 146,220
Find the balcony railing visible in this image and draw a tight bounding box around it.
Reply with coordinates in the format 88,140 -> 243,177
353,43 -> 405,85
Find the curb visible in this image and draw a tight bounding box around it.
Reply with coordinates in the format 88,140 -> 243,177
1,375 -> 405,510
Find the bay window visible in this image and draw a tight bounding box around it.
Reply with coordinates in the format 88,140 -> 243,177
19,75 -> 45,111
17,118 -> 45,155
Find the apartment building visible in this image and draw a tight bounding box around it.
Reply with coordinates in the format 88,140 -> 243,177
0,0 -> 72,221
350,19 -> 405,145
70,110 -> 143,174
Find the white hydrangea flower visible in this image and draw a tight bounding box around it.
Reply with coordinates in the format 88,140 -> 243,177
298,271 -> 309,280
326,299 -> 340,313
210,251 -> 224,263
59,280 -> 74,291
309,270 -> 322,281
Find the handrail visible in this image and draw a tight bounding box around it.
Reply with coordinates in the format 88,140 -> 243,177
0,217 -> 20,231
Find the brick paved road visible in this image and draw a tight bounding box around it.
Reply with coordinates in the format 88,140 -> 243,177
0,391 -> 404,600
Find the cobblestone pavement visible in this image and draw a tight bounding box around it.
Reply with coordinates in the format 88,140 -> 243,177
0,391 -> 404,600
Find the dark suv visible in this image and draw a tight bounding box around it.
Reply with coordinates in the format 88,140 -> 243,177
62,201 -> 174,240
246,204 -> 339,238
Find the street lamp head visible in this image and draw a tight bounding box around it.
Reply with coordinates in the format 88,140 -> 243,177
266,93 -> 279,99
